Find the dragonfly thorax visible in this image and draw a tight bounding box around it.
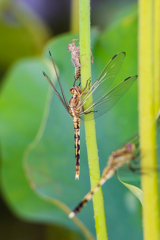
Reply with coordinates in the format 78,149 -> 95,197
68,86 -> 82,118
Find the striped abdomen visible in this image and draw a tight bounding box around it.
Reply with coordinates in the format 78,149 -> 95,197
69,144 -> 137,218
75,66 -> 81,81
69,167 -> 115,218
73,117 -> 81,180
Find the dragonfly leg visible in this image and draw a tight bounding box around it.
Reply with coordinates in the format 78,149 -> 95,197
131,153 -> 140,164
73,77 -> 81,87
127,162 -> 136,172
81,78 -> 91,95
71,39 -> 79,43
90,51 -> 94,64
78,78 -> 81,87
132,152 -> 140,159
73,76 -> 76,87
79,52 -> 93,67
84,110 -> 98,114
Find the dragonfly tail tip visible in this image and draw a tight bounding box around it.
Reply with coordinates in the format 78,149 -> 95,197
75,174 -> 79,180
69,212 -> 75,218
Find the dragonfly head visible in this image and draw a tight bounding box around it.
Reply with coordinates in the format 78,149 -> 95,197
70,86 -> 81,95
125,143 -> 136,153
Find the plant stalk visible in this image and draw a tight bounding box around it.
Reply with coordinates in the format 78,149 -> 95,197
138,0 -> 160,239
154,0 -> 160,118
79,1 -> 108,240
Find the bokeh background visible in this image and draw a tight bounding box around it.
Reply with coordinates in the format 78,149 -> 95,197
0,1 -> 145,240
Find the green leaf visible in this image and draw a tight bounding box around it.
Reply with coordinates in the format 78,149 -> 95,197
118,178 -> 143,205
0,57 -> 68,223
0,3 -> 50,69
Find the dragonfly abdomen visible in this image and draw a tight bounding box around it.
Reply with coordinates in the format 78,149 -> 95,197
69,168 -> 113,218
73,117 -> 81,180
75,66 -> 81,80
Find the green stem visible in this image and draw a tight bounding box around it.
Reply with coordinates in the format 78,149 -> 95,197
154,0 -> 160,117
79,1 -> 108,240
138,0 -> 160,239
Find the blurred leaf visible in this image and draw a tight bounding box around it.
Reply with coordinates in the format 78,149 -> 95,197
0,2 -> 50,69
119,178 -> 143,205
0,57 -> 66,223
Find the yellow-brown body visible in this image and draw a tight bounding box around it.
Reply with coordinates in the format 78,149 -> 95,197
68,86 -> 82,179
69,143 -> 136,217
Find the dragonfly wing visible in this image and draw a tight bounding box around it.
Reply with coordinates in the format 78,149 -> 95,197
48,51 -> 69,110
80,75 -> 138,121
81,52 -> 126,105
43,51 -> 69,112
43,71 -> 69,112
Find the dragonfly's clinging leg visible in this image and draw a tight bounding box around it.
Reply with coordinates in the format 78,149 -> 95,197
131,152 -> 140,163
78,78 -> 81,87
84,110 -> 98,115
73,76 -> 76,87
90,52 -> 94,64
71,39 -> 79,43
90,48 -> 94,64
73,77 -> 81,87
78,52 -> 93,67
127,162 -> 136,172
81,78 -> 91,95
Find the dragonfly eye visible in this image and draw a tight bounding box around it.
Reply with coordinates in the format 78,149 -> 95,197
70,86 -> 81,94
125,143 -> 136,153
74,86 -> 81,93
70,87 -> 75,94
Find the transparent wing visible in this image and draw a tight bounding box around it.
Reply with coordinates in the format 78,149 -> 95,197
43,72 -> 69,112
81,52 -> 126,104
80,75 -> 138,121
43,51 -> 69,112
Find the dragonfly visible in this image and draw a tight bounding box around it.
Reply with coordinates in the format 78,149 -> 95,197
68,140 -> 139,218
43,50 -> 138,180
69,116 -> 160,218
68,39 -> 93,85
